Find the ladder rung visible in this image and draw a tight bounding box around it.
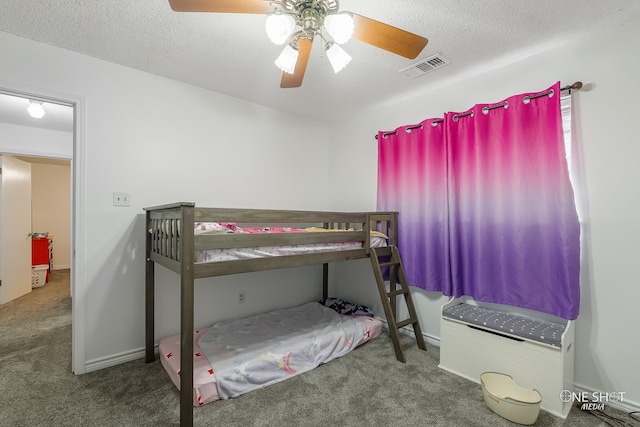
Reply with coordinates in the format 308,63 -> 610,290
372,247 -> 392,257
370,244 -> 427,361
387,288 -> 408,297
379,261 -> 400,268
396,318 -> 417,329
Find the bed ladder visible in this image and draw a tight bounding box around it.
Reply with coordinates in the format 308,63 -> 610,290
370,246 -> 427,363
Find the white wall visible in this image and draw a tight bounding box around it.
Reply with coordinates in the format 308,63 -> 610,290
329,18 -> 640,409
0,123 -> 72,158
31,163 -> 71,269
0,31 -> 332,369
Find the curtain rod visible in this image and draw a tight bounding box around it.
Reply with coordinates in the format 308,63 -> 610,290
562,81 -> 583,92
374,81 -> 583,140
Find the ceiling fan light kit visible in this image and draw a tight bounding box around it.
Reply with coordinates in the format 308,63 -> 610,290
275,43 -> 299,74
169,0 -> 429,87
267,1 -> 354,76
323,13 -> 354,44
325,41 -> 351,73
265,14 -> 297,45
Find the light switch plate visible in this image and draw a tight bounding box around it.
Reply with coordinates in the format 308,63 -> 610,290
113,192 -> 130,207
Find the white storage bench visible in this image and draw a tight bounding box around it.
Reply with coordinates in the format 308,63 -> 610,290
438,297 -> 574,418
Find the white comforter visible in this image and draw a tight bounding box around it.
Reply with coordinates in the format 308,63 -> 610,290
198,302 -> 378,399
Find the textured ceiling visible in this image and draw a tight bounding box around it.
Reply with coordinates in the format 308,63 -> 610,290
1,0 -> 640,127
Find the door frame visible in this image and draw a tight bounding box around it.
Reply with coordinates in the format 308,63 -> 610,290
0,82 -> 86,375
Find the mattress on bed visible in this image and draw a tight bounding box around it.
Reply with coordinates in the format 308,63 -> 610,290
158,301 -> 382,406
193,222 -> 387,264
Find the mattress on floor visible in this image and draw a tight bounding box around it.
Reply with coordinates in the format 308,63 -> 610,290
159,302 -> 382,406
159,328 -> 220,407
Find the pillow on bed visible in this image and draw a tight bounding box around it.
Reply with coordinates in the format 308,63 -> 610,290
194,222 -> 235,235
370,230 -> 389,239
319,297 -> 375,317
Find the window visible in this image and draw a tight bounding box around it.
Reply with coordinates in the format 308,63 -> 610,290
561,95 -> 572,171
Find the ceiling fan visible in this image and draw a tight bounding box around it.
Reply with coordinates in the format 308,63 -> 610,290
168,0 -> 428,88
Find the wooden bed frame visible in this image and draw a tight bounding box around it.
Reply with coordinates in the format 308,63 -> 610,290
144,202 -> 423,426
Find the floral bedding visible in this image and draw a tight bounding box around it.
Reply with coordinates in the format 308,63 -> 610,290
159,301 -> 382,406
193,222 -> 387,263
198,302 -> 382,400
159,328 -> 220,407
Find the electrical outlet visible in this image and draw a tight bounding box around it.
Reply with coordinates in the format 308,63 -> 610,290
238,291 -> 246,304
113,192 -> 131,207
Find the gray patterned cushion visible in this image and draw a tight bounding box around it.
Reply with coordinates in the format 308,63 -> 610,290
442,303 -> 565,347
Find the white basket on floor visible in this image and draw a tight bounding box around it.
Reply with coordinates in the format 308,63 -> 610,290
32,265 -> 49,288
481,372 -> 541,425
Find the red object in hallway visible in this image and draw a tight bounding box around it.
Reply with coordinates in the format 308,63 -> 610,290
31,237 -> 51,283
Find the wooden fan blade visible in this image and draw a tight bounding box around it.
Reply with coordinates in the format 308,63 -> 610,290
348,13 -> 428,59
280,38 -> 313,89
169,0 -> 272,14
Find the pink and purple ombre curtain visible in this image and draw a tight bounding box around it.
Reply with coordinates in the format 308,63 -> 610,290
377,82 -> 581,320
377,118 -> 449,291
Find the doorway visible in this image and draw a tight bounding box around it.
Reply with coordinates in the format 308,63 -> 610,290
0,87 -> 81,374
16,155 -> 72,289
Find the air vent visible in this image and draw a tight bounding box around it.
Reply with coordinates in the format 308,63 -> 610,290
400,53 -> 451,78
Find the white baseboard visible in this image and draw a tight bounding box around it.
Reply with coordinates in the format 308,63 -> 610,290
376,316 -> 440,347
573,382 -> 640,415
84,346 -> 157,373
52,265 -> 70,270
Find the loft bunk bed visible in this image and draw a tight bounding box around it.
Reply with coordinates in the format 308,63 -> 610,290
144,202 -> 426,426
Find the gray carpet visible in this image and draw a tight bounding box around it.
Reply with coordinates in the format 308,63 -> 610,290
1,270 -> 638,427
